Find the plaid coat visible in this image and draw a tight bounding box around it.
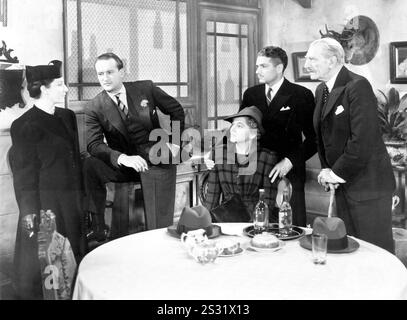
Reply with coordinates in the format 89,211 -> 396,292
204,145 -> 279,218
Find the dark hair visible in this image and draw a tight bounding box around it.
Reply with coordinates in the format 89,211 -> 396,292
258,46 -> 288,71
27,79 -> 54,98
95,52 -> 124,70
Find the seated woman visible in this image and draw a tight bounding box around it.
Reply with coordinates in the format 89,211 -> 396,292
203,106 -> 278,221
9,60 -> 86,299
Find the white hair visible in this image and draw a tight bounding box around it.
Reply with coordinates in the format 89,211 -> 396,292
309,38 -> 345,65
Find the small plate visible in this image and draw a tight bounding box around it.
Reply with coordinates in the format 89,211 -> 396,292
218,247 -> 244,257
248,240 -> 285,253
243,225 -> 305,241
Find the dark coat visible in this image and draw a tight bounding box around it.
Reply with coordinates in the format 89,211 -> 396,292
85,81 -> 185,167
9,106 -> 86,299
240,79 -> 317,182
314,66 -> 395,201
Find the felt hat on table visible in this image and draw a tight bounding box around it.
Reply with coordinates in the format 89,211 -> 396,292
299,217 -> 359,253
167,205 -> 221,239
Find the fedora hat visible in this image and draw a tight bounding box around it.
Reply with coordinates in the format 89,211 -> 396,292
299,217 -> 359,253
167,205 -> 221,239
224,106 -> 265,135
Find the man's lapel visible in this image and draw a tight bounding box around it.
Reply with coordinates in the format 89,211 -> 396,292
267,79 -> 291,119
101,91 -> 129,139
313,84 -> 324,131
321,66 -> 349,121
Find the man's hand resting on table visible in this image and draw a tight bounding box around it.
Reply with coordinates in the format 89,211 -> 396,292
118,154 -> 149,172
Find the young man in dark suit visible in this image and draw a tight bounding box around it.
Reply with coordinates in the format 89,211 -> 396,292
240,46 -> 317,226
84,53 -> 185,241
304,38 -> 395,253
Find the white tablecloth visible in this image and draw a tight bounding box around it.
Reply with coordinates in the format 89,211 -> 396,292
73,223 -> 407,300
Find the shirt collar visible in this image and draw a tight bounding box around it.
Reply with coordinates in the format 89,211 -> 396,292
325,68 -> 341,92
265,77 -> 284,97
107,85 -> 127,103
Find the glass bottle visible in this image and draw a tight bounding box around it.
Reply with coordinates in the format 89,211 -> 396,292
253,189 -> 269,234
279,188 -> 293,235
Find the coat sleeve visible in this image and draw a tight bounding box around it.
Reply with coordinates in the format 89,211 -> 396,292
85,100 -> 122,168
300,89 -> 317,161
262,152 -> 278,210
9,121 -> 41,217
151,82 -> 185,133
239,89 -> 251,111
331,78 -> 380,181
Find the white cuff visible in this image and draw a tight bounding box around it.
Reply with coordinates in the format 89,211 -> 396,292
330,170 -> 346,183
117,154 -> 126,166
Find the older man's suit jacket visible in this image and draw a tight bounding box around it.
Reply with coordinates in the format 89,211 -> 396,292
240,79 -> 316,182
86,80 -> 185,167
314,66 -> 395,201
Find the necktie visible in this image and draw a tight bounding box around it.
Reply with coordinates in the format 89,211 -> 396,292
321,83 -> 330,118
115,94 -> 128,117
266,87 -> 273,104
322,83 -> 330,107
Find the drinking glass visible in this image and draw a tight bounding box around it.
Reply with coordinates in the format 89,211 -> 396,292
312,233 -> 328,265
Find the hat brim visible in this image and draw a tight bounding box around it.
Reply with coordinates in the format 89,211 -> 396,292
167,224 -> 221,239
299,234 -> 360,254
224,114 -> 265,135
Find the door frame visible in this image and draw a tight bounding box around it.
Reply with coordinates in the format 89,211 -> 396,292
197,2 -> 261,131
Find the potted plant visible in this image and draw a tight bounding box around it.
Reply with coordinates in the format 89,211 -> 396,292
377,87 -> 407,167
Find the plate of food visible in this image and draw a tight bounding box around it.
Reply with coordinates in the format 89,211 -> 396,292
248,233 -> 285,252
216,238 -> 245,257
243,224 -> 305,241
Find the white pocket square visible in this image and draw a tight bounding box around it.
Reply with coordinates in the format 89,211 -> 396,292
335,105 -> 344,115
280,106 -> 291,111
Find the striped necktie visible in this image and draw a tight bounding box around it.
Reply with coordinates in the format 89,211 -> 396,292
266,87 -> 273,105
115,94 -> 128,117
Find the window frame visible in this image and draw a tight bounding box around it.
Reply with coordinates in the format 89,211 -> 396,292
62,0 -> 195,105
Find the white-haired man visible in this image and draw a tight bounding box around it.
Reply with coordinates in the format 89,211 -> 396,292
304,38 -> 395,253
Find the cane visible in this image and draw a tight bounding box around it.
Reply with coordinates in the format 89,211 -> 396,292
327,183 -> 335,218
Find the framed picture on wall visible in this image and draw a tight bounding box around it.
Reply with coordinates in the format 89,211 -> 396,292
390,41 -> 407,84
292,51 -> 318,82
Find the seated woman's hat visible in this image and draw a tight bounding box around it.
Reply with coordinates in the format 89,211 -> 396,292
25,60 -> 62,83
223,106 -> 265,135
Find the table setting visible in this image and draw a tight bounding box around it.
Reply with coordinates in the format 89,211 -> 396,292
72,183 -> 407,300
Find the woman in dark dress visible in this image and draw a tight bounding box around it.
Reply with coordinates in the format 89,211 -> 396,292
9,60 -> 86,299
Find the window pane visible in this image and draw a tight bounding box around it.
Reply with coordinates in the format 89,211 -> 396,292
217,119 -> 230,130
66,0 -> 188,99
241,38 -> 249,96
81,1 -> 131,83
207,35 -> 215,118
216,22 -> 239,35
67,86 -> 79,102
206,20 -> 214,33
216,36 -> 240,117
67,0 -> 78,83
83,86 -> 103,100
179,2 -> 188,83
241,24 -> 248,36
207,120 -> 216,130
180,85 -> 188,97
158,86 -> 177,97
137,0 -> 177,82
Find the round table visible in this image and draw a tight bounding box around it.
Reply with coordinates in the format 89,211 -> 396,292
73,223 -> 407,300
